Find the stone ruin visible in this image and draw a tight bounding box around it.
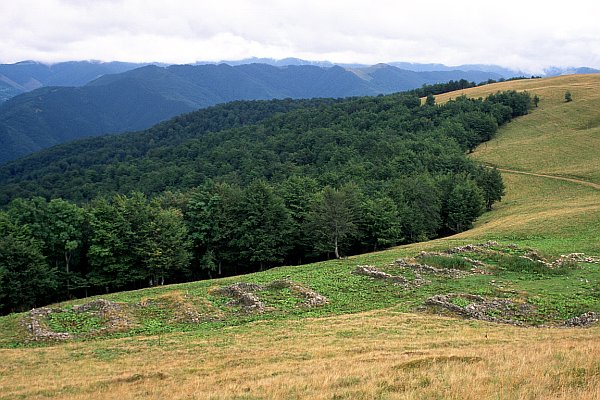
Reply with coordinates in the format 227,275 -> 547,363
563,312 -> 599,328
396,258 -> 476,278
425,293 -> 534,326
24,299 -> 131,341
443,241 -> 500,254
425,293 -> 600,328
266,279 -> 329,307
352,265 -> 429,289
211,279 -> 328,314
211,282 -> 267,313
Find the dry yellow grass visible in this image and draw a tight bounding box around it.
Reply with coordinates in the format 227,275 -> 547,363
2,310 -> 600,400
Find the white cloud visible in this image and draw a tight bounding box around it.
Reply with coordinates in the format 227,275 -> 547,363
1,0 -> 600,72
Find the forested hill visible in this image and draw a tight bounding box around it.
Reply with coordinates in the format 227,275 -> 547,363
0,63 -> 502,164
0,89 -> 532,312
0,91 -> 530,204
0,97 -> 343,203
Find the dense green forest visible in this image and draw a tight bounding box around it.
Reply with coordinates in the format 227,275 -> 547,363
0,89 -> 531,313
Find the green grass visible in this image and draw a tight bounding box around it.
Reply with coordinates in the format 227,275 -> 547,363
437,74 -> 600,183
46,312 -> 104,335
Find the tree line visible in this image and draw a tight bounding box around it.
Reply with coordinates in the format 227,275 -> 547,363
0,166 -> 503,314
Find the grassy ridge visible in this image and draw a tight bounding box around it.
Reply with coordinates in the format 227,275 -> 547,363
437,74 -> 600,183
1,74 -> 599,399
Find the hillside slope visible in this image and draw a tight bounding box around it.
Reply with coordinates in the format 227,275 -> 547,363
0,75 -> 599,400
434,74 -> 600,254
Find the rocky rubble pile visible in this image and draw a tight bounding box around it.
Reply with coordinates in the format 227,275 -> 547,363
352,265 -> 429,289
518,250 -> 600,269
425,293 -> 534,326
553,253 -> 600,266
444,241 -> 499,254
213,279 -> 328,313
24,299 -> 130,341
212,283 -> 267,313
398,258 -> 473,278
266,279 -> 329,307
563,312 -> 599,327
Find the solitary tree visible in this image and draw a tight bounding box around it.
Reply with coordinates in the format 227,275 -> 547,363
425,94 -> 436,106
565,91 -> 573,102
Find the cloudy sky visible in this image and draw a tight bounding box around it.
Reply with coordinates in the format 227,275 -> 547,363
2,0 -> 600,73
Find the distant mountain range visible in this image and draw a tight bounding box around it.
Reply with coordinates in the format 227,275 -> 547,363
0,60 -> 149,102
0,59 -> 598,164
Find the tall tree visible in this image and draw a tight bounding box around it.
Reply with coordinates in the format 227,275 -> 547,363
474,166 -> 505,210
277,175 -> 319,264
142,206 -> 191,286
234,180 -> 292,270
390,174 -> 442,242
359,195 -> 402,251
307,186 -> 360,259
6,197 -> 86,296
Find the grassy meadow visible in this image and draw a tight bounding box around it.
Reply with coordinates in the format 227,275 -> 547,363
1,74 -> 599,399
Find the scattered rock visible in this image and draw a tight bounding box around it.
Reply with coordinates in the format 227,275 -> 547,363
352,265 -> 429,289
425,293 -> 535,326
212,283 -> 267,313
395,259 -> 471,278
553,253 -> 600,267
516,252 -> 599,269
213,279 -> 328,313
265,279 -> 329,307
563,312 -> 599,327
24,299 -> 131,341
444,241 -> 499,254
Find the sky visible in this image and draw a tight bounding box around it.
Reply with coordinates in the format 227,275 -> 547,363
2,0 -> 600,74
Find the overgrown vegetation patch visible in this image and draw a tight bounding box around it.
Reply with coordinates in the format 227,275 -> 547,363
137,291 -> 224,325
209,279 -> 328,314
24,299 -> 132,341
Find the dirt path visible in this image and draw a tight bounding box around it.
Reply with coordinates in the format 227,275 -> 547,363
496,168 -> 600,190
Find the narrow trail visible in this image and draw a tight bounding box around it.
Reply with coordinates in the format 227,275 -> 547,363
496,168 -> 600,190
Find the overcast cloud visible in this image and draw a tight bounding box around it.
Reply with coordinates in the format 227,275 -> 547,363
2,0 -> 600,73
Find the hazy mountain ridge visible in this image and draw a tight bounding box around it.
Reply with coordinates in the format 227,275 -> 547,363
0,63 -> 501,164
0,60 -> 148,102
